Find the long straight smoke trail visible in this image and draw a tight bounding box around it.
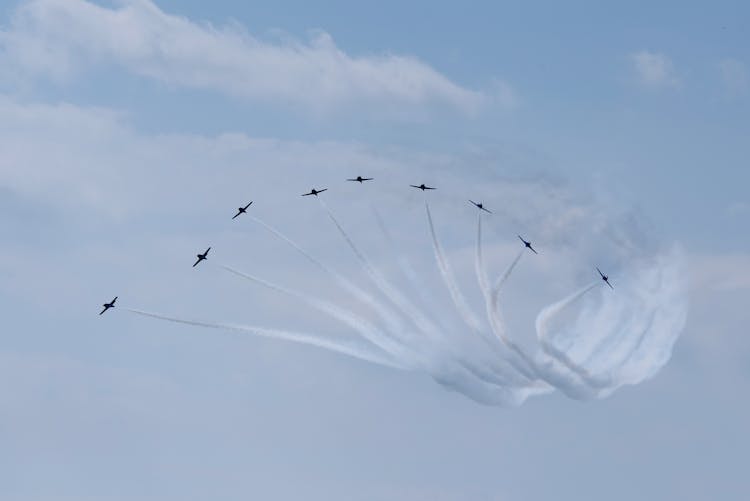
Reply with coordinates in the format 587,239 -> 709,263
317,198 -> 445,345
248,215 -> 407,337
123,308 -> 403,368
218,264 -> 419,367
425,202 -> 483,332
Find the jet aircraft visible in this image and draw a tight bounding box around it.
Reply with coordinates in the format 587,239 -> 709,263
193,247 -> 211,267
518,235 -> 538,254
597,267 -> 614,289
302,188 -> 327,196
346,176 -> 373,183
99,296 -> 117,315
469,200 -> 492,213
410,183 -> 436,191
232,201 -> 253,219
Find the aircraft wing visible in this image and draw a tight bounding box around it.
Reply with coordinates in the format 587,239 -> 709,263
99,307 -> 107,315
232,212 -> 240,219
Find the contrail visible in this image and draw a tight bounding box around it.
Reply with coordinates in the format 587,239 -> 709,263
425,202 -> 483,332
123,307 -> 403,368
474,213 -> 541,381
248,215 -> 407,337
317,198 -> 446,345
318,200 -> 535,390
123,194 -> 687,405
534,282 -> 603,387
371,206 -> 445,326
218,264 -> 422,368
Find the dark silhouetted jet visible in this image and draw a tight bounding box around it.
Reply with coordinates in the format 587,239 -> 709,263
518,235 -> 538,254
597,267 -> 614,289
469,200 -> 492,213
410,183 -> 435,191
232,201 -> 253,219
347,176 -> 373,183
302,188 -> 327,197
193,247 -> 210,267
100,296 -> 117,315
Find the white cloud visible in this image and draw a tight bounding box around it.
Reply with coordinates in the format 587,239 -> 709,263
718,58 -> 748,95
0,0 -> 486,113
629,51 -> 680,89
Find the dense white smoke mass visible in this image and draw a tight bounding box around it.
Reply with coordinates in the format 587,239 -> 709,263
126,186 -> 688,407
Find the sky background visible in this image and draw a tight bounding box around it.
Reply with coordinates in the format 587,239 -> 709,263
0,1 -> 748,499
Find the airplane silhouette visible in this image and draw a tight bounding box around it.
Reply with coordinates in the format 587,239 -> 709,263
232,201 -> 253,219
469,200 -> 492,213
518,235 -> 538,254
193,247 -> 210,267
302,188 -> 327,196
347,176 -> 373,183
597,267 -> 614,289
410,183 -> 436,191
99,296 -> 117,315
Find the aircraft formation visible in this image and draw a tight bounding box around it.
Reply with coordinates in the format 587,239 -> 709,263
99,177 -> 613,314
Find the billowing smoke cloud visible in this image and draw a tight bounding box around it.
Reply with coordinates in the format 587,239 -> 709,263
125,193 -> 687,407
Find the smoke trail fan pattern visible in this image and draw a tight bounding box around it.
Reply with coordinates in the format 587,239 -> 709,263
127,200 -> 687,407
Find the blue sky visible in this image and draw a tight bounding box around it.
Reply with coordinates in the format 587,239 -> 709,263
0,1 -> 748,499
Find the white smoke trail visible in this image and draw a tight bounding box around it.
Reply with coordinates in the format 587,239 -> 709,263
219,264 -> 423,368
371,207 -> 447,327
536,249 -> 688,395
247,215 -> 408,337
425,202 -> 484,332
375,206 -> 539,391
533,282 -> 608,395
317,198 -> 446,346
317,200 -> 538,391
474,213 -> 543,381
125,190 -> 687,406
123,307 -> 403,369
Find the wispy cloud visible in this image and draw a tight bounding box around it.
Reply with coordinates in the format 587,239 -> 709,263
0,0 -> 486,114
629,50 -> 680,89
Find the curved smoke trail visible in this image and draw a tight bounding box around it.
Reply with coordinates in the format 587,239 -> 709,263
474,213 -> 545,382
